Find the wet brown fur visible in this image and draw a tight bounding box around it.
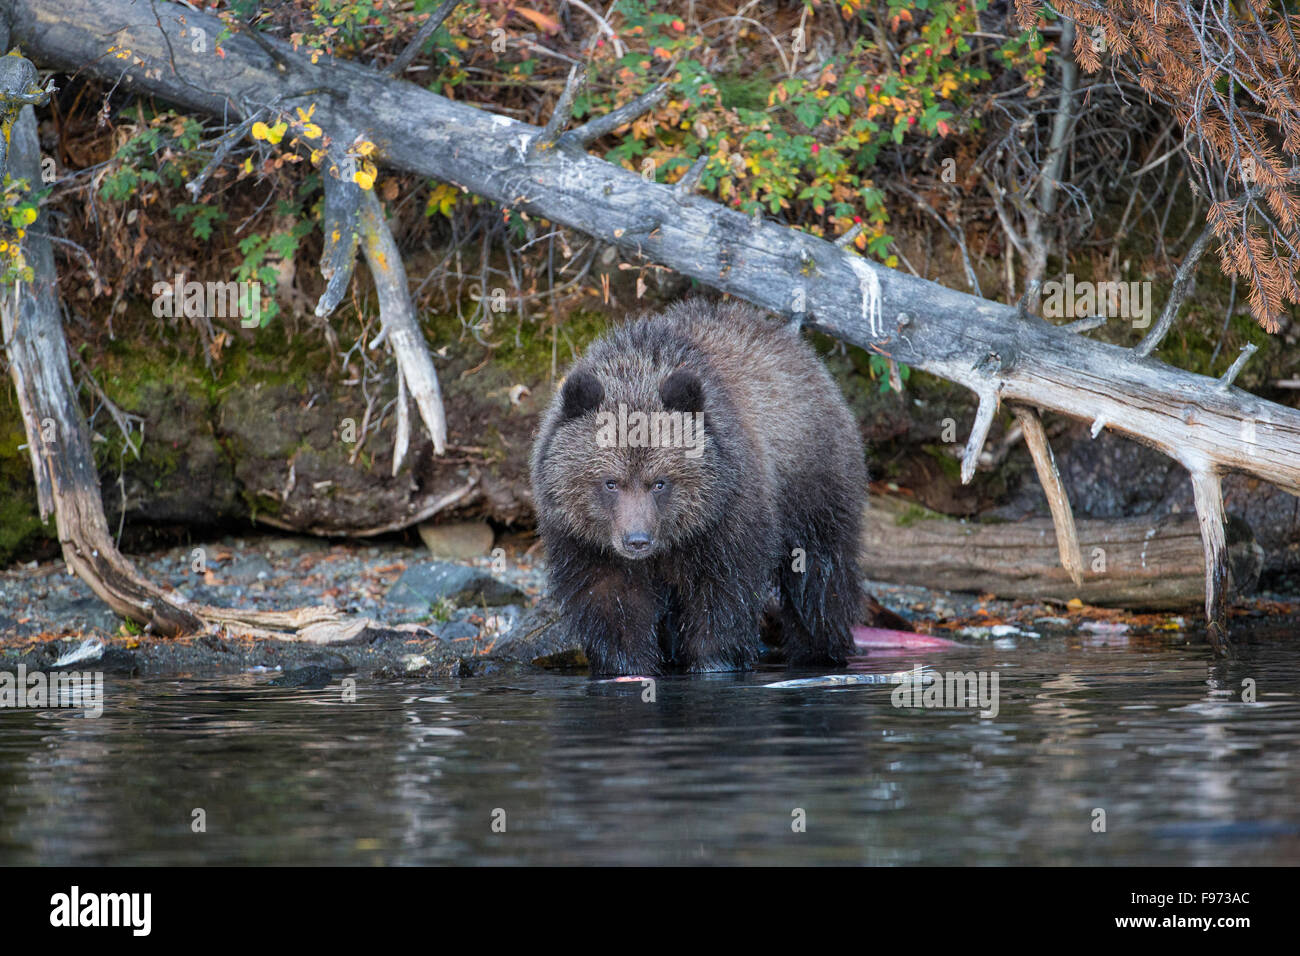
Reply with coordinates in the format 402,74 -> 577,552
530,298 -> 866,675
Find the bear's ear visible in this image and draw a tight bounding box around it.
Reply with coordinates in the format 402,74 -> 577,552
560,370 -> 604,420
660,369 -> 705,414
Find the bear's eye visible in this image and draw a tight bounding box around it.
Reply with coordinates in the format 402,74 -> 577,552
651,480 -> 666,493
603,479 -> 618,492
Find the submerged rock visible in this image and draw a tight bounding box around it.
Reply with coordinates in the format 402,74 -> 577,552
269,665 -> 335,688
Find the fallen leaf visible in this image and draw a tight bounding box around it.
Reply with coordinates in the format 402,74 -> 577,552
514,8 -> 561,33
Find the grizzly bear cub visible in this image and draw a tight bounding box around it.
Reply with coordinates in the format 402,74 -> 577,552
530,298 -> 866,675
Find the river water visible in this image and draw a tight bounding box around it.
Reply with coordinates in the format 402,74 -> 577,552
2,627 -> 1298,865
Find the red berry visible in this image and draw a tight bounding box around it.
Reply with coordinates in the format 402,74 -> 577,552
872,83 -> 881,94
810,143 -> 820,154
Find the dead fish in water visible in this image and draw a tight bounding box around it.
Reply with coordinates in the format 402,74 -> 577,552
594,675 -> 656,683
763,669 -> 934,689
52,639 -> 104,668
764,674 -> 893,688
1080,620 -> 1130,634
852,626 -> 963,650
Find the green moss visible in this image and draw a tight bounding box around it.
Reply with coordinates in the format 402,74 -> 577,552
894,501 -> 944,527
922,444 -> 963,483
418,307 -> 609,384
0,421 -> 53,564
0,383 -> 56,564
219,323 -> 328,392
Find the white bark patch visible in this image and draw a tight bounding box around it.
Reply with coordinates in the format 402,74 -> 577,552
845,256 -> 883,338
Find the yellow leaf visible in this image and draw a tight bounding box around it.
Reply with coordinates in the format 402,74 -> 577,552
252,120 -> 287,144
427,183 -> 459,218
354,161 -> 377,190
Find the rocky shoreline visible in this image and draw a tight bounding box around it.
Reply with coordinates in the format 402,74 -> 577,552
2,533 -> 1297,680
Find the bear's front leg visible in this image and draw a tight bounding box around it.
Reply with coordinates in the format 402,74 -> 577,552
672,575 -> 763,672
549,550 -> 665,675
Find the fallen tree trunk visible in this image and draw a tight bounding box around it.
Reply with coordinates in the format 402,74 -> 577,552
0,81 -> 200,633
1,47 -> 339,637
861,495 -> 1262,610
10,0 -> 1300,649
0,105 -> 342,634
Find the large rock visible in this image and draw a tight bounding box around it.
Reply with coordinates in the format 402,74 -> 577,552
387,561 -> 525,611
489,599 -> 586,668
417,521 -> 494,560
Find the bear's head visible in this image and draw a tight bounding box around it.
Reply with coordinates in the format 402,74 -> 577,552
539,367 -> 714,560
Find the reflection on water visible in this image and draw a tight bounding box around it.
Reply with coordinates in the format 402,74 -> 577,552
2,629 -> 1299,865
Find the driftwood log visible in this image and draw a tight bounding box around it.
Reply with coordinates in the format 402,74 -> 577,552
8,0 -> 1300,652
0,99 -> 204,635
0,105 -> 341,636
1,48 -> 341,636
861,495 -> 1263,610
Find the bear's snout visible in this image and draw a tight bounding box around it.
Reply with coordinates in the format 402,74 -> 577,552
612,490 -> 658,559
621,530 -> 653,555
